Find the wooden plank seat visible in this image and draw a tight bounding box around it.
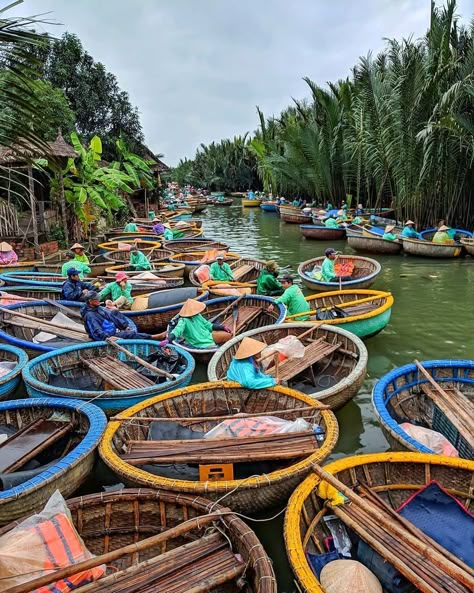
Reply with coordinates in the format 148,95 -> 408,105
0,419 -> 73,473
419,383 -> 474,449
232,263 -> 255,282
122,430 -> 318,465
80,354 -> 155,390
266,338 -> 342,382
222,306 -> 262,333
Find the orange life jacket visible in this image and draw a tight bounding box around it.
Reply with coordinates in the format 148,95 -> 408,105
223,417 -> 281,437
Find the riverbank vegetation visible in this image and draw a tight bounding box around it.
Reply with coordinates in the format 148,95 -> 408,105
174,0 -> 474,226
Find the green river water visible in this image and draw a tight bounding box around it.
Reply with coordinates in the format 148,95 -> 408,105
16,198 -> 474,593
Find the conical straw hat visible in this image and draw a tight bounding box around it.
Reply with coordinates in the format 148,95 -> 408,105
71,243 -> 84,250
235,337 -> 268,360
320,559 -> 382,593
438,225 -> 449,231
179,298 -> 206,317
385,224 -> 395,233
405,220 -> 415,225
0,242 -> 12,251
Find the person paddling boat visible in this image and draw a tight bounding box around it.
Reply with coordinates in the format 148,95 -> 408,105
226,336 -> 278,389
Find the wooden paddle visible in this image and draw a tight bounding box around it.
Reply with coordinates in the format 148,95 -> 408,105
43,298 -> 82,319
106,339 -> 175,380
209,293 -> 245,323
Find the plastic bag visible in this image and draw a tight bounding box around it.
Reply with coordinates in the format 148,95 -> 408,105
400,423 -> 458,457
117,242 -> 131,251
260,335 -> 305,370
195,264 -> 210,283
204,415 -> 312,439
0,490 -> 105,591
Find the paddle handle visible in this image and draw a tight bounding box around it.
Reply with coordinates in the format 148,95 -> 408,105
209,294 -> 245,323
107,339 -> 175,380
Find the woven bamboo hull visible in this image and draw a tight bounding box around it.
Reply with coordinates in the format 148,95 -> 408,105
280,208 -> 312,224
461,238 -> 474,255
192,203 -> 208,212
169,252 -> 240,276
284,452 -> 474,593
1,286 -> 63,301
213,199 -> 233,206
23,339 -> 195,415
241,199 -> 261,207
208,322 -> 367,409
171,295 -> 286,363
103,248 -> 172,264
163,239 -> 229,253
0,489 -> 276,593
420,228 -> 472,241
105,262 -> 185,278
0,397 -> 106,524
0,344 -> 28,400
298,255 -> 382,292
372,359 -> 474,459
98,240 -> 161,255
402,237 -> 462,258
36,259 -> 109,277
108,234 -> 163,242
100,381 -> 338,513
347,232 -> 402,254
300,225 -> 346,240
296,289 -> 394,339
0,262 -> 36,273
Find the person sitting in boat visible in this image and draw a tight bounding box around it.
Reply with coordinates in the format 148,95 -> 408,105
432,225 -> 455,244
320,249 -> 353,283
326,201 -> 334,211
123,218 -> 138,233
0,242 -> 18,266
61,251 -> 91,279
336,209 -> 347,223
159,299 -> 232,349
61,268 -> 95,302
352,215 -> 364,225
324,215 -> 340,229
209,255 -> 234,281
152,218 -> 165,235
401,220 -> 423,240
217,195 -> 226,203
341,201 -> 348,214
247,189 -> 255,200
355,203 -> 364,216
226,337 -> 278,389
292,198 -> 300,207
81,291 -> 161,341
268,275 -> 310,321
257,261 -> 284,296
71,243 -> 89,264
382,225 -> 398,241
437,220 -> 457,241
129,245 -> 152,271
99,271 -> 134,310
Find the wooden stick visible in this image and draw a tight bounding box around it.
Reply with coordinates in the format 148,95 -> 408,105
209,293 -> 245,323
106,339 -> 175,380
43,298 -> 82,319
0,306 -> 88,337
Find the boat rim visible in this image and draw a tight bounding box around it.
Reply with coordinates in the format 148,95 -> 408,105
297,255 -> 382,288
126,289 -> 209,318
0,344 -> 29,383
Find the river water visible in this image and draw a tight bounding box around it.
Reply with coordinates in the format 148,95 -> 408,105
195,198 -> 474,592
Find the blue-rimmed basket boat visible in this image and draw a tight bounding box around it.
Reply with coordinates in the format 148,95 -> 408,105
0,397 -> 106,524
208,322 -> 367,410
300,224 -> 346,241
0,271 -> 64,287
420,228 -> 473,241
126,287 -> 209,333
100,382 -> 338,513
0,285 -> 63,302
372,359 -> 474,459
169,251 -> 241,275
402,237 -> 463,258
346,228 -> 402,254
163,239 -> 229,253
284,452 -> 474,593
169,295 -> 286,363
0,300 -> 83,357
0,344 -> 28,400
298,255 -> 382,292
23,339 -> 195,415
284,289 -> 394,339
260,202 -> 278,212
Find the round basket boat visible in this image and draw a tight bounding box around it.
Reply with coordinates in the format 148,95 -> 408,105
284,452 -> 474,593
0,271 -> 65,287
420,227 -> 472,241
126,287 -> 209,333
103,247 -> 172,264
0,344 -> 28,400
0,397 -> 106,524
346,229 -> 402,254
36,256 -> 109,277
22,339 -> 195,415
169,251 -> 241,275
0,488 -> 276,593
97,239 -> 161,255
300,224 -> 346,241
242,198 -> 261,207
107,233 -> 163,243
105,229 -> 163,240
0,285 -> 63,302
298,255 -> 382,292
189,257 -> 266,288
279,206 -> 312,224
100,381 -> 339,513
105,261 -> 185,278
372,359 -> 474,459
402,237 -> 462,258
208,322 -> 367,410
285,289 -> 394,339
461,238 -> 474,256
0,300 -> 83,357
170,295 -> 286,363
163,239 -> 229,253
0,260 -> 37,273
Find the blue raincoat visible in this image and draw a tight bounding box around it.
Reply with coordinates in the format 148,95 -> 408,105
61,278 -> 95,301
226,357 -> 276,389
81,304 -> 146,341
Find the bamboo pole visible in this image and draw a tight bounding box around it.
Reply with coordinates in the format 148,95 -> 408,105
106,339 -> 175,380
285,293 -> 391,320
209,293 -> 245,323
0,306 -> 87,340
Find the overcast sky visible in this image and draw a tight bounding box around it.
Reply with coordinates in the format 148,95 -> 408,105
11,1 -> 473,165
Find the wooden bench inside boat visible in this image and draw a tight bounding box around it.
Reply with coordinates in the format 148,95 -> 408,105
222,305 -> 262,333
0,419 -> 73,473
232,263 -> 255,282
122,430 -> 318,465
80,354 -> 155,390
266,337 -> 342,382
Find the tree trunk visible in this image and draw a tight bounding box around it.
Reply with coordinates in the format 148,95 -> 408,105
27,164 -> 39,256
59,170 -> 70,246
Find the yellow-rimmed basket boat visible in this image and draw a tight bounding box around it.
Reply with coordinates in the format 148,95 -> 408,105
98,239 -> 161,255
0,488 -> 277,593
284,289 -> 394,339
241,198 -> 261,207
208,322 -> 367,409
284,452 -> 474,593
104,261 -> 185,278
402,237 -> 463,258
169,251 -> 241,275
100,381 -> 339,513
163,239 -> 229,253
103,247 -> 172,265
189,257 -> 266,288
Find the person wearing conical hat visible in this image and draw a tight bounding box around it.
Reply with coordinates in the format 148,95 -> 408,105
432,224 -> 455,245
0,242 -> 18,266
400,220 -> 422,240
70,242 -> 90,264
129,245 -> 152,271
256,261 -> 284,296
336,209 -> 347,223
99,271 -> 133,310
162,222 -> 174,241
152,218 -> 165,235
160,299 -> 232,349
382,224 -> 398,241
61,251 -> 91,279
226,337 -> 277,389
